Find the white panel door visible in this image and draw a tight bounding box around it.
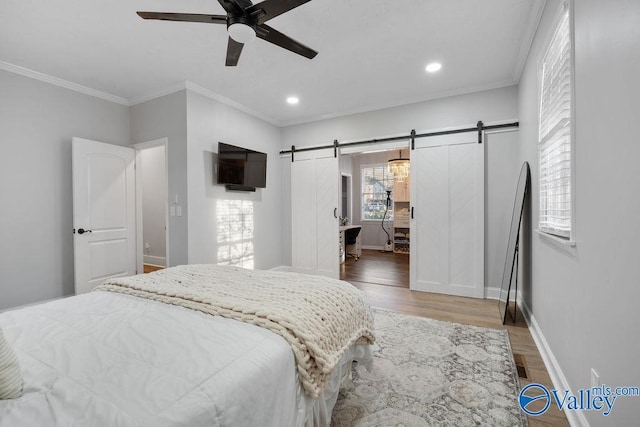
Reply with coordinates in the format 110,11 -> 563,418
411,144 -> 448,292
291,157 -> 317,274
410,132 -> 484,298
315,156 -> 339,277
73,138 -> 136,294
291,149 -> 339,278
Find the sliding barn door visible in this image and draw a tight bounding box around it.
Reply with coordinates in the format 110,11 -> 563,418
291,149 -> 339,278
410,132 -> 484,298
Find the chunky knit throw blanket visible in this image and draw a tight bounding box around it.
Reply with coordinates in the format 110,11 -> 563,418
94,264 -> 375,398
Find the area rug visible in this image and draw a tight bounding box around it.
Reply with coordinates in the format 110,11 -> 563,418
331,309 -> 527,426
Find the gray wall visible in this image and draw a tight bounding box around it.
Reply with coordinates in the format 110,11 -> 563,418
130,91 -> 189,267
485,130 -> 520,294
185,90 -> 283,269
0,70 -> 130,310
140,145 -> 167,266
281,86 -> 520,282
518,1 -> 640,424
1,77 -> 283,311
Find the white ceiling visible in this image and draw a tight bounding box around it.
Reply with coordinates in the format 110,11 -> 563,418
0,0 -> 544,126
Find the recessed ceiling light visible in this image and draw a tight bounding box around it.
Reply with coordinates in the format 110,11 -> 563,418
287,96 -> 299,105
425,62 -> 442,73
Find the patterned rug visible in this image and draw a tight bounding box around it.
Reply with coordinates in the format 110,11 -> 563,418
332,309 -> 527,426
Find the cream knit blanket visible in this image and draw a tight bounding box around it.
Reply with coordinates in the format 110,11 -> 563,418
94,264 -> 375,398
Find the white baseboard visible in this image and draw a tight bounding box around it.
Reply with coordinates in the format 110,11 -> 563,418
361,245 -> 384,250
517,296 -> 590,427
484,285 -> 517,300
143,255 -> 166,267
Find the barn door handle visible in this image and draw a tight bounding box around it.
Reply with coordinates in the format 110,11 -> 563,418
333,208 -> 338,218
76,228 -> 93,235
411,207 -> 414,219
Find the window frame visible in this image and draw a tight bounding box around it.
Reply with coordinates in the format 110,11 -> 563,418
537,1 -> 576,246
360,163 -> 395,222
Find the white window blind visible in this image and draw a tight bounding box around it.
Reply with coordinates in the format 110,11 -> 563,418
539,10 -> 572,238
216,200 -> 254,269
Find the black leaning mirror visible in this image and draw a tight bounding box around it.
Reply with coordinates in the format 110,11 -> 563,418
499,162 -> 530,324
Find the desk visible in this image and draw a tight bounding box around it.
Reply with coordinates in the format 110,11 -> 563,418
339,225 -> 362,263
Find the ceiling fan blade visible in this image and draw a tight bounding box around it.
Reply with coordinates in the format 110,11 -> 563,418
247,0 -> 312,24
256,24 -> 317,59
232,0 -> 254,9
217,0 -> 245,14
226,37 -> 244,66
137,12 -> 227,24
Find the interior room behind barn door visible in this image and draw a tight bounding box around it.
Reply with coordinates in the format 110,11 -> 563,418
339,142 -> 411,288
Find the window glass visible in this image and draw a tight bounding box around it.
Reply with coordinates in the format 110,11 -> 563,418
362,165 -> 394,220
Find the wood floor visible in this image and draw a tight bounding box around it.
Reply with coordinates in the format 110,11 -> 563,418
143,264 -> 164,274
341,249 -> 569,426
341,249 -> 409,288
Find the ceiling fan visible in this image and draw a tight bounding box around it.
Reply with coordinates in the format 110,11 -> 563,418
137,0 -> 318,66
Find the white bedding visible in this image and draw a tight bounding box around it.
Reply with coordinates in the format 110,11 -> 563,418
0,291 -> 371,427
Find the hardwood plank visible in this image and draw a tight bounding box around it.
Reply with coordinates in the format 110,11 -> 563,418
341,250 -> 569,426
341,249 -> 409,288
143,264 -> 164,274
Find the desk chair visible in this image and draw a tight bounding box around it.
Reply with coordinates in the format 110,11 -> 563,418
345,227 -> 361,261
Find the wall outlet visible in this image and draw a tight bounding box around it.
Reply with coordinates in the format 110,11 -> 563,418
590,368 -> 600,388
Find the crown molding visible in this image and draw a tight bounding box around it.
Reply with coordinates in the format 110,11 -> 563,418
127,81 -> 188,106
0,60 -> 129,105
512,0 -> 547,83
280,79 -> 517,127
183,81 -> 281,126
129,81 -> 281,126
1,60 -> 521,130
0,60 -> 282,126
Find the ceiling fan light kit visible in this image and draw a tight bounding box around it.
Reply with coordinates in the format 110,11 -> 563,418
228,23 -> 256,43
137,0 -> 317,66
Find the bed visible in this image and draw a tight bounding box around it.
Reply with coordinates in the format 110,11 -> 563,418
0,265 -> 375,427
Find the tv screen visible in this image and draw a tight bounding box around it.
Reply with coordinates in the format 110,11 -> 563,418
217,142 -> 267,188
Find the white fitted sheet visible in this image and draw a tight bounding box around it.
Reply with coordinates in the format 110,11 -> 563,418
0,292 -> 371,427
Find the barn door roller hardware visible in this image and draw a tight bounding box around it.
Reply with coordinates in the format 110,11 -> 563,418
280,121 -> 519,156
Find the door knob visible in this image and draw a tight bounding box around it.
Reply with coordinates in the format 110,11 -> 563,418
76,228 -> 92,235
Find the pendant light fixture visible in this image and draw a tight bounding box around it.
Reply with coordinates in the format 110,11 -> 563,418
387,150 -> 410,182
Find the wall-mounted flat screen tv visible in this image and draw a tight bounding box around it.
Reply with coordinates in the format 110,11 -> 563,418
217,142 -> 267,189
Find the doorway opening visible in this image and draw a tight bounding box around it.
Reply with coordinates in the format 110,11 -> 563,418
338,145 -> 410,288
134,139 -> 169,274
